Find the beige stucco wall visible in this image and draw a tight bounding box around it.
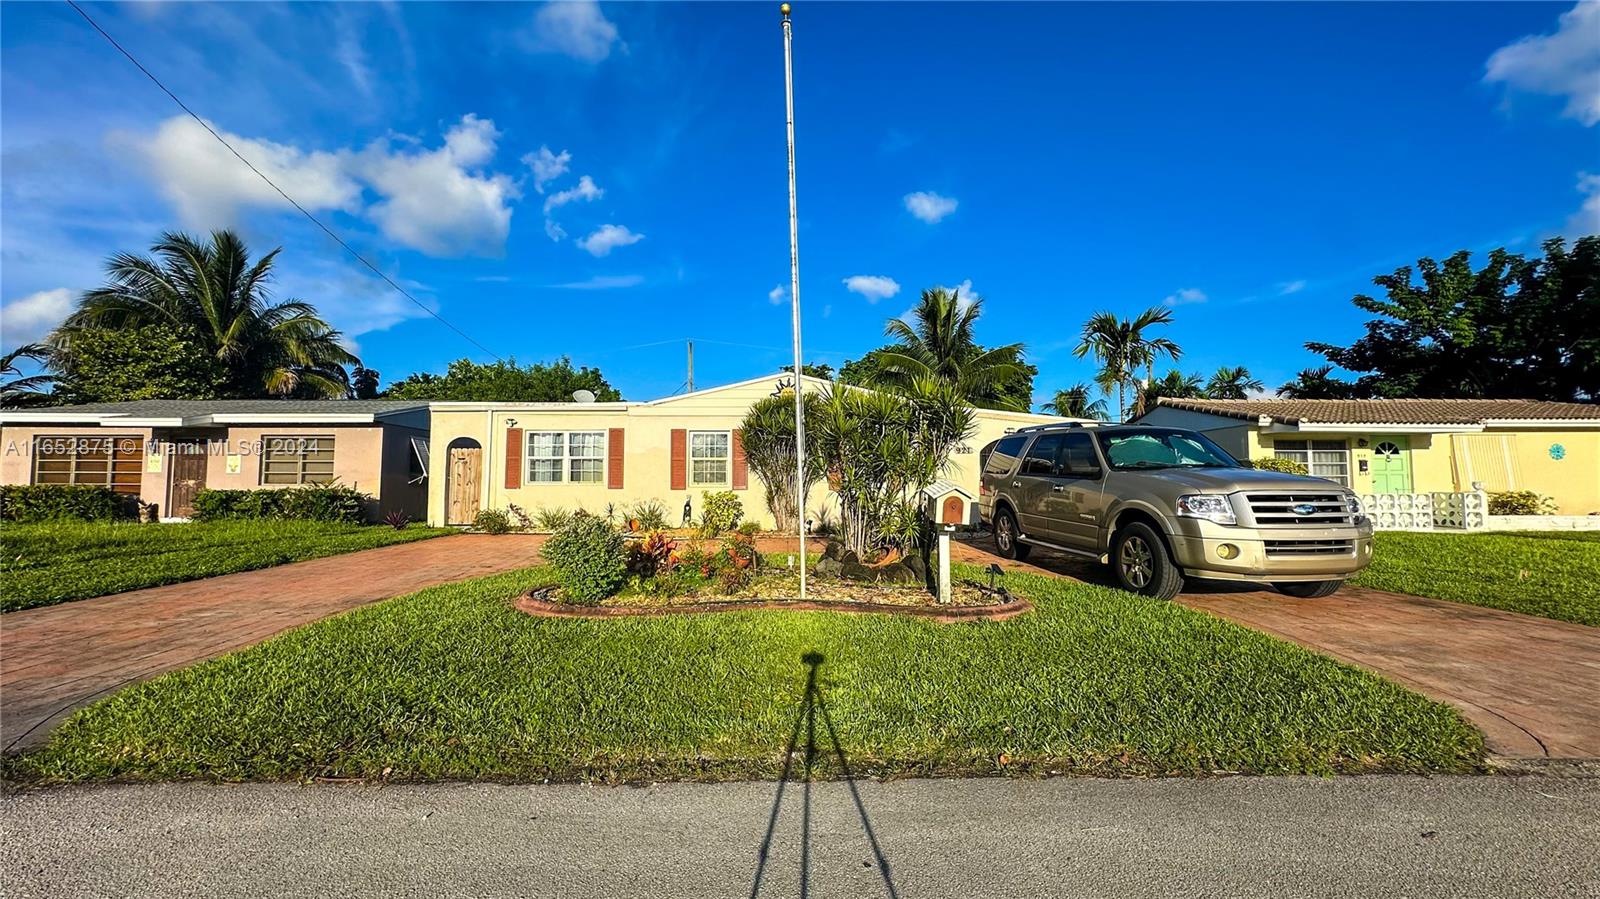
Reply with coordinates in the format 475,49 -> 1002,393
1,425 -> 162,506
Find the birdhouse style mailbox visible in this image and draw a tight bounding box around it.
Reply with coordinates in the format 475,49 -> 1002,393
921,480 -> 974,528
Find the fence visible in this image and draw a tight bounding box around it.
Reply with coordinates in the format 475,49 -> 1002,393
1357,491 -> 1488,531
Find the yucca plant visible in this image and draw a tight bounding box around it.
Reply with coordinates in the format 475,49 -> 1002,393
739,392 -> 824,532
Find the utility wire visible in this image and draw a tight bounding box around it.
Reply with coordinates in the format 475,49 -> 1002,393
65,0 -> 504,361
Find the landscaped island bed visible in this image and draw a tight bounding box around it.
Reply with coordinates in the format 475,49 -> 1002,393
8,564 -> 1484,784
0,520 -> 452,613
1352,530 -> 1600,627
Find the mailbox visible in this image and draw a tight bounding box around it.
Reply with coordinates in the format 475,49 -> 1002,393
920,480 -> 974,528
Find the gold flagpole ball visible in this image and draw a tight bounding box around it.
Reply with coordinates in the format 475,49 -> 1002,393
780,3 -> 791,17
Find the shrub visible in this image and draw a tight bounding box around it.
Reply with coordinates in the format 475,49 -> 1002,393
1251,457 -> 1309,475
534,506 -> 572,531
626,499 -> 668,532
0,485 -> 136,522
383,509 -> 411,530
190,485 -> 369,523
627,530 -> 677,577
737,520 -> 762,537
1489,490 -> 1557,515
473,508 -> 513,534
699,490 -> 744,537
542,514 -> 628,603
191,489 -> 281,521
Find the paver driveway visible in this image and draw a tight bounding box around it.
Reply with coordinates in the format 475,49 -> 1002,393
953,536 -> 1600,760
1,534 -> 546,752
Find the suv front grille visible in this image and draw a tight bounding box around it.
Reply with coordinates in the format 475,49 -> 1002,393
1245,492 -> 1353,527
1265,538 -> 1354,557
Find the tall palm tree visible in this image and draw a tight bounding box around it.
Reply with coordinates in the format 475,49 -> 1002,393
1073,307 -> 1181,420
50,230 -> 358,398
1205,365 -> 1265,399
1143,369 -> 1205,405
1278,364 -> 1359,399
870,287 -> 1029,411
1041,383 -> 1110,420
1,344 -> 55,407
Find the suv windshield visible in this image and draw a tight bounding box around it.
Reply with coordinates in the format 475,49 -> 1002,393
1094,429 -> 1240,470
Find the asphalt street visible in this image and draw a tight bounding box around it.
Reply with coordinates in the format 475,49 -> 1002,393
3,775 -> 1597,898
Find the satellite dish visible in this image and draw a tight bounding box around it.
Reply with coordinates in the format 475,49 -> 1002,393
572,389 -> 597,404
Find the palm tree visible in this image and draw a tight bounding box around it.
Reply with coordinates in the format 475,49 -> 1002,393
1041,383 -> 1110,420
1073,307 -> 1181,420
870,287 -> 1029,411
50,230 -> 358,398
1205,365 -> 1265,399
1278,365 -> 1359,399
1144,369 -> 1205,405
1,344 -> 55,407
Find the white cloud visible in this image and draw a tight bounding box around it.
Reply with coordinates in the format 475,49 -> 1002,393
544,174 -> 603,214
352,114 -> 520,257
1162,287 -> 1208,306
939,278 -> 979,311
1485,2 -> 1600,126
768,284 -> 787,305
335,17 -> 374,99
904,190 -> 958,223
526,0 -> 621,63
1569,171 -> 1600,235
523,145 -> 572,193
842,274 -> 901,302
1,287 -> 74,346
1277,280 -> 1307,295
275,263 -> 434,340
577,224 -> 643,256
126,116 -> 361,228
551,274 -> 644,289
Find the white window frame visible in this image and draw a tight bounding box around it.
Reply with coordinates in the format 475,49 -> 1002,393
260,435 -> 336,485
1273,439 -> 1350,487
688,429 -> 731,487
526,430 -> 606,484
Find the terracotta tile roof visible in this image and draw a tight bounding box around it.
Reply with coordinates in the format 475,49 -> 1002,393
1148,398 -> 1600,426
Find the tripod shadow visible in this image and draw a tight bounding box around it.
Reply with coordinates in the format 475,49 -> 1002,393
749,652 -> 901,899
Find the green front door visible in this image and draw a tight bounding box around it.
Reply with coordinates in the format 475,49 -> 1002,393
1370,436 -> 1412,493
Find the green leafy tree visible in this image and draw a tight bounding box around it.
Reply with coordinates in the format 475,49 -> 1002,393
51,230 -> 358,398
1073,307 -> 1181,420
1041,383 -> 1110,420
1,344 -> 55,408
740,392 -> 824,531
1143,369 -> 1206,404
1277,365 -> 1361,399
798,363 -> 835,380
384,356 -> 622,402
859,287 -> 1033,411
1305,236 -> 1599,401
1205,366 -> 1265,399
51,325 -> 227,404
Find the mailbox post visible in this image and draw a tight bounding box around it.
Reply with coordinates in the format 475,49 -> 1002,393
919,480 -> 974,604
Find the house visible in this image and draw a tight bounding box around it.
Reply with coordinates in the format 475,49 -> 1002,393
0,400 -> 430,520
426,374 -> 1073,527
1133,398 -> 1600,514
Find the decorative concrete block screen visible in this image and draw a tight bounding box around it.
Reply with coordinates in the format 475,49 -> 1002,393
1358,491 -> 1487,531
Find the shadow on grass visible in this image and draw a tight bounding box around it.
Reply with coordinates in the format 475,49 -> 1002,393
749,651 -> 900,899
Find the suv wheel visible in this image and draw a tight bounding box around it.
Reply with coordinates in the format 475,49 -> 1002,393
993,507 -> 1030,561
1111,522 -> 1183,600
1274,580 -> 1343,598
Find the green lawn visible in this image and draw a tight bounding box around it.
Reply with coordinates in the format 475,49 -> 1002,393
0,520 -> 453,613
1352,530 -> 1600,626
7,564 -> 1484,784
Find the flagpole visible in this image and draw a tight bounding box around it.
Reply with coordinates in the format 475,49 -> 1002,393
782,2 -> 806,600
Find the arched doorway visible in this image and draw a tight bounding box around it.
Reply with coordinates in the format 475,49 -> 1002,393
445,437 -> 483,525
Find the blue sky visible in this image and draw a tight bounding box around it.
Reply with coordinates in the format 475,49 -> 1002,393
3,1 -> 1597,405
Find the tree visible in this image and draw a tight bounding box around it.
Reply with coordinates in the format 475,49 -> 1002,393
51,230 -> 358,398
798,363 -> 834,380
1277,365 -> 1362,399
1073,307 -> 1181,420
1041,383 -> 1110,420
1204,366 -> 1265,399
350,367 -> 381,400
739,393 -> 824,532
1304,236 -> 1599,401
383,357 -> 622,402
50,325 -> 227,404
1143,370 -> 1205,404
861,287 -> 1033,411
1,344 -> 55,408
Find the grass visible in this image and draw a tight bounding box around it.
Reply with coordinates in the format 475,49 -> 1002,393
7,563 -> 1484,784
0,519 -> 453,613
1352,530 -> 1600,626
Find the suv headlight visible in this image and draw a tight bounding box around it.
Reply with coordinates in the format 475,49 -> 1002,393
1346,493 -> 1366,522
1176,494 -> 1236,525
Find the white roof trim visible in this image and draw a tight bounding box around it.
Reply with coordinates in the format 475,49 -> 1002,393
0,412 -> 185,427
1480,418 -> 1600,428
209,413 -> 380,424
1263,422 -> 1486,434
427,401 -> 633,411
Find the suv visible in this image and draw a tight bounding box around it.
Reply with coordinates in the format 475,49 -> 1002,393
978,423 -> 1373,600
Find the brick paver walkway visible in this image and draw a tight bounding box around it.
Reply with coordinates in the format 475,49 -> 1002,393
1,534 -> 546,752
952,536 -> 1600,760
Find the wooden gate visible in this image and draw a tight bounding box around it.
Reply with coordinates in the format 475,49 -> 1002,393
168,441 -> 209,518
447,444 -> 482,525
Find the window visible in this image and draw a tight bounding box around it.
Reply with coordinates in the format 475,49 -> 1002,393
1273,439 -> 1350,486
33,435 -> 143,495
1094,429 -> 1240,470
1059,432 -> 1102,478
527,431 -> 606,484
261,436 -> 336,485
1021,434 -> 1065,476
981,434 -> 1028,475
689,431 -> 730,486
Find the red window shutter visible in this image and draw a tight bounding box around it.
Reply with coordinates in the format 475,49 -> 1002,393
731,429 -> 748,490
670,429 -> 687,491
607,428 -> 625,489
505,427 -> 523,489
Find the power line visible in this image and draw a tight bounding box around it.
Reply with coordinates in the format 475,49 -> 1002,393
65,0 -> 504,361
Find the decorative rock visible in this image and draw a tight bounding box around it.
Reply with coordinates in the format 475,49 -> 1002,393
873,562 -> 921,586
814,557 -> 844,577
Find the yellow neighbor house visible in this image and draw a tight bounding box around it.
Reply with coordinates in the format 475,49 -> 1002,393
426,373 -> 1074,527
1135,398 -> 1600,514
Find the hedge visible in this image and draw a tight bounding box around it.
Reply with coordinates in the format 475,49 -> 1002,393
190,485 -> 371,524
0,485 -> 138,522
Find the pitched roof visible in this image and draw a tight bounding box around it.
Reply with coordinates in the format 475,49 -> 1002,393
1148,397 -> 1600,426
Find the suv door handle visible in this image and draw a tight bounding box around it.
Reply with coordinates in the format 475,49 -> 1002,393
1051,484 -> 1065,492
1012,481 -> 1022,488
